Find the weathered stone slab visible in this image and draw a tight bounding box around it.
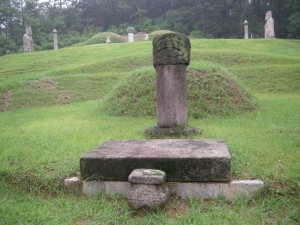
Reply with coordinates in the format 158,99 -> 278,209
83,181 -> 130,196
83,180 -> 264,201
80,139 -> 231,182
169,180 -> 264,200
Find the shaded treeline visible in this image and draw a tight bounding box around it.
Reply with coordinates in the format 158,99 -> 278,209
0,0 -> 299,55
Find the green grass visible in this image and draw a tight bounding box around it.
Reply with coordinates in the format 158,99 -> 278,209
0,39 -> 299,224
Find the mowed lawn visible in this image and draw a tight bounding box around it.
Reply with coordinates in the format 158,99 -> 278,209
0,39 -> 299,224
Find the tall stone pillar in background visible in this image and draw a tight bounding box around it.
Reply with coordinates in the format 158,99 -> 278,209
127,27 -> 135,43
53,29 -> 58,50
145,33 -> 200,137
243,20 -> 249,39
23,27 -> 34,53
265,11 -> 275,38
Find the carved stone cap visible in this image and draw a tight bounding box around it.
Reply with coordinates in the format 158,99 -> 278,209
53,29 -> 57,33
127,27 -> 135,33
243,20 -> 248,25
153,33 -> 191,67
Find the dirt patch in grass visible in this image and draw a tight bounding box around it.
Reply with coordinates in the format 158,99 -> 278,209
29,78 -> 58,93
131,195 -> 190,219
73,217 -> 93,225
267,180 -> 299,197
0,90 -> 13,112
57,90 -> 72,104
165,196 -> 190,219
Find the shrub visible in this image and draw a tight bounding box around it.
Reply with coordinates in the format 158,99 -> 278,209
189,30 -> 204,38
0,35 -> 17,56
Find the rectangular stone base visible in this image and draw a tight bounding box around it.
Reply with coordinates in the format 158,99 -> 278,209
83,180 -> 264,201
80,139 -> 231,182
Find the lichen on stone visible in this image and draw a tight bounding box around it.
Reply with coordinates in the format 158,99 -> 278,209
153,33 -> 191,67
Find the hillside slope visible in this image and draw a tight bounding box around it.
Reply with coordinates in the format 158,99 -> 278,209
0,39 -> 299,224
1,39 -> 299,113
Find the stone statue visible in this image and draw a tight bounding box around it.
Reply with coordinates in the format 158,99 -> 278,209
106,36 -> 111,44
127,27 -> 135,43
265,11 -> 275,38
144,34 -> 149,41
23,27 -> 34,52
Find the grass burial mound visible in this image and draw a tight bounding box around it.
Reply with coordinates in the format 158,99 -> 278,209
104,67 -> 256,118
86,32 -> 126,45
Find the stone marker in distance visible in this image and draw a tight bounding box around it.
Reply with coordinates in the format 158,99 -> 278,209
23,27 -> 34,53
127,27 -> 135,43
53,29 -> 58,50
265,11 -> 275,38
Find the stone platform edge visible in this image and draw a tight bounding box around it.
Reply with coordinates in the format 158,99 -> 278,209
82,180 -> 264,201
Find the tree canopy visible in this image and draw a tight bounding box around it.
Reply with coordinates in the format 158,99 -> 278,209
0,0 -> 299,55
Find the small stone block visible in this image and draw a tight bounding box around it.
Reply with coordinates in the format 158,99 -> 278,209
129,169 -> 166,184
126,184 -> 170,210
64,177 -> 81,191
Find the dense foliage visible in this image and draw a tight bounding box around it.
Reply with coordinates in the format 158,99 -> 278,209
0,0 -> 299,55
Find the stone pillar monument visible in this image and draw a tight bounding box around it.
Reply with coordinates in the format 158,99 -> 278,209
243,20 -> 249,39
145,33 -> 200,136
23,27 -> 34,53
127,27 -> 135,43
53,29 -> 58,50
265,11 -> 275,38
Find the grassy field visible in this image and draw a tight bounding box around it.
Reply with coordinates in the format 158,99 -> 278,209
0,39 -> 299,224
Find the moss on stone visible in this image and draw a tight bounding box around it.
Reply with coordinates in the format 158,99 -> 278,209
153,33 -> 191,66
